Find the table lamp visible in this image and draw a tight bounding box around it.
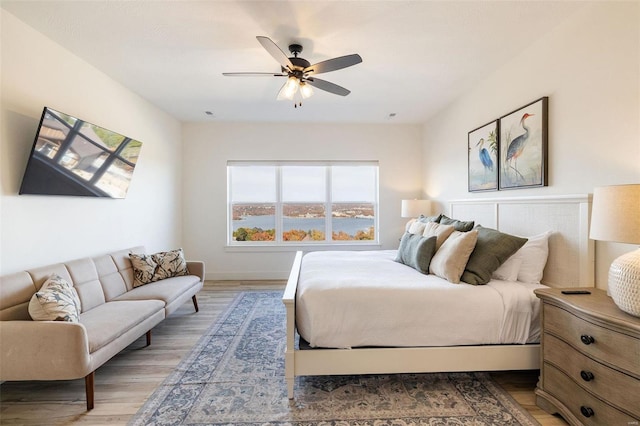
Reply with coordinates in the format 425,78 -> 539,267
401,199 -> 432,218
589,184 -> 640,317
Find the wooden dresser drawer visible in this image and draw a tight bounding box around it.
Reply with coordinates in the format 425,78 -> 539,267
543,333 -> 640,417
543,363 -> 638,425
543,304 -> 640,376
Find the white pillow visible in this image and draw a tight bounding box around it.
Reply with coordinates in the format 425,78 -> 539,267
429,230 -> 478,283
405,219 -> 417,232
28,274 -> 82,322
496,231 -> 552,283
492,257 -> 523,281
517,231 -> 552,284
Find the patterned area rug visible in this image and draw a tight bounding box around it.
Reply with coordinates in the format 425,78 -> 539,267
130,291 -> 540,425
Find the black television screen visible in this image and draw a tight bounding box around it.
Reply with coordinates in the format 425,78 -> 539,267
19,107 -> 143,198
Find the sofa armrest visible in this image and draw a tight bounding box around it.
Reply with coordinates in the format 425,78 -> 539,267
0,320 -> 92,380
187,261 -> 205,282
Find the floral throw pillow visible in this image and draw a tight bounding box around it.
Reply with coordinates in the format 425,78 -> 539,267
28,274 -> 82,322
130,248 -> 189,287
153,248 -> 189,280
130,253 -> 159,287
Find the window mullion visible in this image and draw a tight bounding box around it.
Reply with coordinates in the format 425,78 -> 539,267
275,166 -> 283,243
325,166 -> 332,242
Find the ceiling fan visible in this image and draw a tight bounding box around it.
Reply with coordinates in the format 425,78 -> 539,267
223,36 -> 362,106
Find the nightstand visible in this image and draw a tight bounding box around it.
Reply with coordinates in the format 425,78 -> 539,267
534,287 -> 640,425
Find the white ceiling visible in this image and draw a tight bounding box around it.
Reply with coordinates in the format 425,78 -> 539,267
2,1 -> 589,124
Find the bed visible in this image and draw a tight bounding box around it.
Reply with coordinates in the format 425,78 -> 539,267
282,195 -> 594,399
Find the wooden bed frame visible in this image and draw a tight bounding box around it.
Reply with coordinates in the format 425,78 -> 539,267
282,194 -> 595,398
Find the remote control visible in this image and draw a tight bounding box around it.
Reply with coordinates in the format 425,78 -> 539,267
561,290 -> 591,295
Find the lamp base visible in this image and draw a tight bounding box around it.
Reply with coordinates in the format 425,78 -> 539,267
608,248 -> 640,317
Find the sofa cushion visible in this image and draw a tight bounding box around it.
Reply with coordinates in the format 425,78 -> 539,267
93,254 -> 128,301
65,257 -> 105,312
0,271 -> 36,321
28,274 -> 82,322
109,247 -> 144,291
113,275 -> 201,307
79,299 -> 165,353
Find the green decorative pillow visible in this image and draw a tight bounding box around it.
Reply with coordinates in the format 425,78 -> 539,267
28,274 -> 82,322
438,215 -> 475,232
417,214 -> 443,223
130,248 -> 189,287
395,233 -> 438,274
461,226 -> 528,285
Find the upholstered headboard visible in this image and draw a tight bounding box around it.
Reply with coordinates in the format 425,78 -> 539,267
449,194 -> 594,288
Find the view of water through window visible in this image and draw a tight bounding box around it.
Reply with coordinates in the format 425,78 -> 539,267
229,163 -> 378,244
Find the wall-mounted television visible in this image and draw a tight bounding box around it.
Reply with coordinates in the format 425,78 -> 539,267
19,107 -> 143,198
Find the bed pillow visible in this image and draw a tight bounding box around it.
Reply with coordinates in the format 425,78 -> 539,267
422,221 -> 455,250
438,215 -> 475,232
429,230 -> 478,283
417,214 -> 443,223
460,226 -> 528,285
491,231 -> 552,283
395,233 -> 438,274
492,257 -> 523,281
516,231 -> 552,283
28,274 -> 82,322
407,220 -> 427,235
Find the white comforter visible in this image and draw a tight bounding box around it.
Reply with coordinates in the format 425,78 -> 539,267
296,250 -> 545,348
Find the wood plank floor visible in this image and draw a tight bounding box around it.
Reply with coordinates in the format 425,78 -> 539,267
0,281 -> 567,425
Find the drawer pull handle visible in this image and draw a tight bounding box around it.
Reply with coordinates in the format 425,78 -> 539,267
580,370 -> 594,381
580,335 -> 595,345
580,406 -> 594,418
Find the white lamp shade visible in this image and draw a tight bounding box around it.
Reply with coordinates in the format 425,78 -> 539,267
590,184 -> 640,317
401,199 -> 432,218
590,184 -> 640,244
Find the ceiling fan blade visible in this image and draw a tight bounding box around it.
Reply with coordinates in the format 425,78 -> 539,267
304,54 -> 362,75
222,72 -> 287,77
305,77 -> 351,96
256,36 -> 294,70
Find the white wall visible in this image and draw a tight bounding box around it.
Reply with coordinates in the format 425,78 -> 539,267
422,2 -> 640,289
0,10 -> 183,274
182,122 -> 422,280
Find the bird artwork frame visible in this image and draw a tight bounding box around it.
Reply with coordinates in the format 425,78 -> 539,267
468,120 -> 499,192
498,97 -> 548,190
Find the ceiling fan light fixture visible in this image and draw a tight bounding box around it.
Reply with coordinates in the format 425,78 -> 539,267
277,76 -> 299,100
299,82 -> 314,99
225,36 -> 361,103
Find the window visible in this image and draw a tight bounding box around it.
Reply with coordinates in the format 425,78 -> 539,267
228,161 -> 378,245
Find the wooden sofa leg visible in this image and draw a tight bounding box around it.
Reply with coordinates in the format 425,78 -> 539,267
192,295 -> 199,312
85,371 -> 95,410
146,330 -> 151,346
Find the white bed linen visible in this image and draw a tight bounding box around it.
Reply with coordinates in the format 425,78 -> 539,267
296,250 -> 546,349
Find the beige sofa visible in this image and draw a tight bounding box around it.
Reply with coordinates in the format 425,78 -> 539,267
0,246 -> 204,410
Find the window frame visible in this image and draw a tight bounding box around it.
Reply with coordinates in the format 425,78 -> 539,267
227,160 -> 379,247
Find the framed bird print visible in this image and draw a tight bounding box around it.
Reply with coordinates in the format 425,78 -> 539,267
468,120 -> 499,192
499,97 -> 548,190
